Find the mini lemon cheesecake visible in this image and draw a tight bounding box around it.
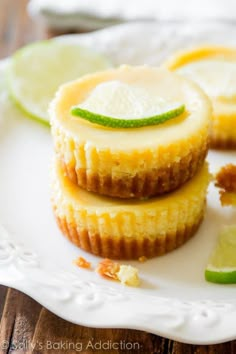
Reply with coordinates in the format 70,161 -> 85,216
165,46 -> 236,149
51,160 -> 210,259
50,65 -> 211,198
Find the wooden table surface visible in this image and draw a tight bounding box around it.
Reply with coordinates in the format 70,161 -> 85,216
0,1 -> 235,353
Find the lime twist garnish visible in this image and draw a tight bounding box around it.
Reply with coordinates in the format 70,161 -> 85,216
8,40 -> 111,125
71,81 -> 185,128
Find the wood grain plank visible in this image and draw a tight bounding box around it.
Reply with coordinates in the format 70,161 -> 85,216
0,0 -> 11,58
30,308 -> 155,353
0,286 -> 8,321
0,288 -> 42,353
0,0 -> 49,59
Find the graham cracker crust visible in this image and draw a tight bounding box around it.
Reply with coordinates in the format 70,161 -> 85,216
54,211 -> 204,260
60,144 -> 208,198
210,137 -> 236,150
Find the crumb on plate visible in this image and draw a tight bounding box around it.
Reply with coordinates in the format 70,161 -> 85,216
138,256 -> 147,263
96,258 -> 120,280
219,191 -> 236,206
96,259 -> 140,287
215,164 -> 236,192
117,265 -> 140,287
74,256 -> 92,269
215,164 -> 236,206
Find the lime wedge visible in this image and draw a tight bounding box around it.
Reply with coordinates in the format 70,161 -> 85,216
8,40 -> 111,125
71,81 -> 185,128
205,225 -> 236,284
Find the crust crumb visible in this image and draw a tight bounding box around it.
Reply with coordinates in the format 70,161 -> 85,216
215,164 -> 236,206
138,256 -> 147,263
220,191 -> 236,206
215,164 -> 236,192
117,265 -> 140,287
74,256 -> 92,269
96,259 -> 140,287
96,259 -> 120,280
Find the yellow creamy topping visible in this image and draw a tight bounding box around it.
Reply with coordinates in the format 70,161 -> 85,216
51,66 -> 211,150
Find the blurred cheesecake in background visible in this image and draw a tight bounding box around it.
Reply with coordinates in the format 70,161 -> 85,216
165,46 -> 236,149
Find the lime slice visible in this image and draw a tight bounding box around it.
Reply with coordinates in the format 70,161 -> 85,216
71,81 -> 185,128
205,225 -> 236,284
8,40 -> 111,125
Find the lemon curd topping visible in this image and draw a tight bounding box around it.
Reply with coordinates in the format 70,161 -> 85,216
51,65 -> 211,150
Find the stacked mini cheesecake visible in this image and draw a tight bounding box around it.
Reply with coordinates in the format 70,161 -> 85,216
50,65 -> 212,259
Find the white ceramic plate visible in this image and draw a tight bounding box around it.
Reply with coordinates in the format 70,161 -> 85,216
0,22 -> 236,345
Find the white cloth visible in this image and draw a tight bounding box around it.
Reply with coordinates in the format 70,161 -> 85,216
28,0 -> 236,30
